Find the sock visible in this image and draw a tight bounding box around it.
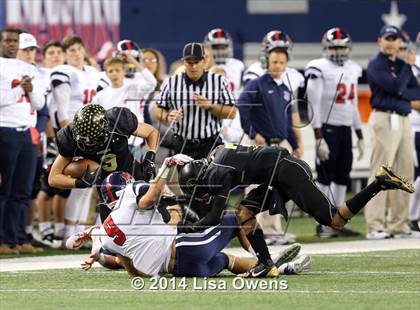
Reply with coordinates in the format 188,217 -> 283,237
39,222 -> 52,235
331,182 -> 347,206
64,224 -> 76,239
54,223 -> 65,238
25,225 -> 33,235
76,224 -> 85,233
246,229 -> 273,266
248,245 -> 257,257
346,181 -> 382,215
316,182 -> 332,201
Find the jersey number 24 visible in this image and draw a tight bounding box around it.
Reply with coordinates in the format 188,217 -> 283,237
336,83 -> 355,104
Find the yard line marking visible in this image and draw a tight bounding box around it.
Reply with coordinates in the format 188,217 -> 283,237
308,271 -> 420,275
0,289 -> 419,294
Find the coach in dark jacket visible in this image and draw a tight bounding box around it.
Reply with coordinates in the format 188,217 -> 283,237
364,25 -> 420,239
238,47 -> 297,152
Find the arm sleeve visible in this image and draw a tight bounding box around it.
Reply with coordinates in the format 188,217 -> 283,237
352,87 -> 362,130
401,73 -> 420,100
134,69 -> 157,98
286,108 -> 298,150
367,62 -> 412,96
108,107 -> 139,136
156,78 -> 171,110
306,76 -> 324,129
28,83 -> 46,110
56,126 -> 76,157
219,75 -> 236,106
52,83 -> 72,123
35,104 -> 50,132
238,81 -> 257,139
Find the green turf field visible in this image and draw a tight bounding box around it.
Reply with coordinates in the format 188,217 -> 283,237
0,214 -> 368,259
1,249 -> 419,310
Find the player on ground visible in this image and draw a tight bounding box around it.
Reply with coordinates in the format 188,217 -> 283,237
305,27 -> 364,238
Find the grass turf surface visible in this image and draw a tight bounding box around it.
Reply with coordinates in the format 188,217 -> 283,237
0,214 -> 368,259
1,249 -> 419,310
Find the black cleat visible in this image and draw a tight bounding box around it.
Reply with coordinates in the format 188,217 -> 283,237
247,261 -> 277,278
375,165 -> 414,193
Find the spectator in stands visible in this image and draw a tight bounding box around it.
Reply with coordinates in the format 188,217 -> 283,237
16,32 -> 50,251
365,25 -> 420,239
143,48 -> 174,165
35,40 -> 66,247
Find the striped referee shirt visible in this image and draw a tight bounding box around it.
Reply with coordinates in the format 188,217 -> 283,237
157,71 -> 235,140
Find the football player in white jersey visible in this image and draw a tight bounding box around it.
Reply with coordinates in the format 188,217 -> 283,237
49,35 -> 101,243
305,27 -> 364,238
69,155 -> 309,277
408,32 -> 420,233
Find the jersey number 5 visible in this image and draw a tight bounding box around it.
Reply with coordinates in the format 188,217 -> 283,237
336,83 -> 355,104
103,216 -> 126,246
83,89 -> 97,105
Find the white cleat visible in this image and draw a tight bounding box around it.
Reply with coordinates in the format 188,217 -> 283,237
273,243 -> 301,268
278,255 -> 311,275
65,226 -> 99,250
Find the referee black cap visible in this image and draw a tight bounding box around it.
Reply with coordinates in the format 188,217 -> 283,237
182,42 -> 205,60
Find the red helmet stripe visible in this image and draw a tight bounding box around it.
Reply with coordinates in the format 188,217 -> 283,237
336,29 -> 342,39
126,41 -> 133,50
105,174 -> 117,202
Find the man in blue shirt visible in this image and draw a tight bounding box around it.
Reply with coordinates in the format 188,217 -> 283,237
365,25 -> 420,239
238,48 -> 297,152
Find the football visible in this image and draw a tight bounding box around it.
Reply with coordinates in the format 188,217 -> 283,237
62,159 -> 100,179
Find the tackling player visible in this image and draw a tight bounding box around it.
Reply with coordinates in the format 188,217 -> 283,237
177,144 -> 414,276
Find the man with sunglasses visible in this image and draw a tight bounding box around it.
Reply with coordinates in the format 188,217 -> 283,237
364,25 -> 420,239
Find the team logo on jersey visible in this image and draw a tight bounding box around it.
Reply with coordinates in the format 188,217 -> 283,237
283,90 -> 291,101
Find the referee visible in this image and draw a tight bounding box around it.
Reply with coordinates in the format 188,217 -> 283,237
155,42 -> 236,159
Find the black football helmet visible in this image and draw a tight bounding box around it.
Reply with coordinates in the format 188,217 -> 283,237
260,30 -> 293,69
178,159 -> 209,197
204,28 -> 233,65
322,27 -> 352,66
72,104 -> 110,152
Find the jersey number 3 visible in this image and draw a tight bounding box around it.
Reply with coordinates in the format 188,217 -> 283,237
103,216 -> 126,246
336,83 -> 355,104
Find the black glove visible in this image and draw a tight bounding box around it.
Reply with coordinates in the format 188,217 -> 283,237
142,151 -> 156,181
75,165 -> 98,188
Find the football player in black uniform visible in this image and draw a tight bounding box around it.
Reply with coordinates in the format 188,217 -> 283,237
178,144 -> 414,277
49,104 -> 159,219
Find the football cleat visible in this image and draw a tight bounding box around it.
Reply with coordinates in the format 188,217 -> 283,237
375,165 -> 414,193
279,255 -> 311,275
65,226 -> 99,250
244,261 -> 276,278
273,243 -> 301,268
